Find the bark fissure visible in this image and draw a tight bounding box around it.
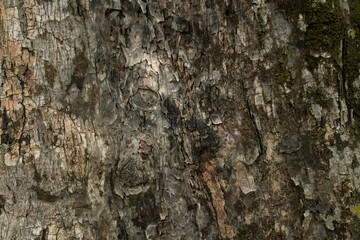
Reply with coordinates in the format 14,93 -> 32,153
16,74 -> 26,163
246,96 -> 264,157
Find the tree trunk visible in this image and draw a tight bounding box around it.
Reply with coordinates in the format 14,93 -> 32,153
0,0 -> 360,239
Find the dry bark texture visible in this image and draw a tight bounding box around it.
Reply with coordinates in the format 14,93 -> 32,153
1,0 -> 360,239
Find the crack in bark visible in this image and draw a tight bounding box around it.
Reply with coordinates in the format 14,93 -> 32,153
62,118 -> 69,165
245,97 -> 264,157
16,74 -> 26,163
40,228 -> 47,240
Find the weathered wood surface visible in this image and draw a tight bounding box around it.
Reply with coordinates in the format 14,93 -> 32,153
0,0 -> 360,239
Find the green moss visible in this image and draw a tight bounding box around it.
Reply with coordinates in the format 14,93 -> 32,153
349,0 -> 360,27
345,1 -> 360,139
277,0 -> 308,18
277,0 -> 345,51
345,1 -> 360,109
278,0 -> 345,70
344,35 -> 360,112
304,1 -> 345,54
351,204 -> 360,218
350,203 -> 360,238
305,87 -> 331,107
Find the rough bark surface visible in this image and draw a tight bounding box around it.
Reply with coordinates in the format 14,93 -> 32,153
1,0 -> 360,239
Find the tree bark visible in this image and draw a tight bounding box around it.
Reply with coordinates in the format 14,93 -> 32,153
0,0 -> 360,239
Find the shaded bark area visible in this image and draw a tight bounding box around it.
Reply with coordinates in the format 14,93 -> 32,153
0,0 -> 360,239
